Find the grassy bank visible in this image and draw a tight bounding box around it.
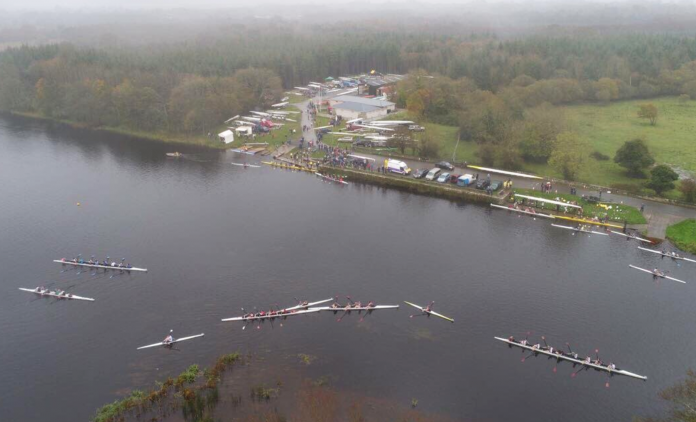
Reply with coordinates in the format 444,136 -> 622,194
11,111 -> 225,148
512,188 -> 646,224
666,219 -> 696,254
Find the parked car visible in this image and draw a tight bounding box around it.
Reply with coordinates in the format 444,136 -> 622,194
435,161 -> 455,171
408,125 -> 425,132
489,180 -> 502,191
449,174 -> 461,184
412,168 -> 428,179
425,168 -> 441,181
475,179 -> 490,190
457,174 -> 474,187
583,195 -> 601,203
437,172 -> 451,183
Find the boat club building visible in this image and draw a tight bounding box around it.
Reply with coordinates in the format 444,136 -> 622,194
328,95 -> 396,120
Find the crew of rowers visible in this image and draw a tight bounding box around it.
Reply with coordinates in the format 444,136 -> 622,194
319,173 -> 346,184
661,250 -> 682,259
329,300 -> 375,310
62,257 -> 133,268
33,286 -> 73,298
241,308 -> 305,319
507,336 -> 617,371
652,268 -> 666,277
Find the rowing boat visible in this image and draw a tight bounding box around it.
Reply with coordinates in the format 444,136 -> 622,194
221,308 -> 320,322
285,298 -> 334,311
489,204 -> 555,219
551,224 -> 609,236
261,161 -> 314,173
404,301 -> 454,322
312,305 -> 399,312
315,172 -> 348,185
231,163 -> 261,168
628,265 -> 687,284
53,259 -> 148,272
610,231 -> 652,243
637,247 -> 696,263
166,152 -> 182,158
19,287 -> 95,302
137,333 -> 205,350
494,337 -> 647,381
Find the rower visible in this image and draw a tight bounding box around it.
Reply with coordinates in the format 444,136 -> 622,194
585,357 -> 591,364
520,339 -> 528,346
163,330 -> 174,345
366,301 -> 375,308
508,336 -> 515,343
608,363 -> 616,371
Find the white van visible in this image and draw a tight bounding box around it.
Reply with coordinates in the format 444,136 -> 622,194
386,159 -> 411,175
425,168 -> 441,181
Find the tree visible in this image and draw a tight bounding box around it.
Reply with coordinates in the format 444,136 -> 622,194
647,165 -> 679,195
614,138 -> 655,177
387,126 -> 415,154
549,132 -> 586,180
635,369 -> 696,422
518,104 -> 566,163
680,179 -> 696,203
416,131 -> 440,159
637,103 -> 658,125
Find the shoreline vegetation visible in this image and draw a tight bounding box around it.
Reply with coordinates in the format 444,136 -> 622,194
666,219 -> 696,254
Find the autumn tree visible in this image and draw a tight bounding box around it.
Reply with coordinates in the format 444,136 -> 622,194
518,103 -> 566,163
637,103 -> 658,125
680,179 -> 696,203
614,138 -> 655,177
549,132 -> 586,180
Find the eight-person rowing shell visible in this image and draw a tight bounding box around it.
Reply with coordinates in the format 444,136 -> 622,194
497,336 -> 647,381
19,287 -> 95,302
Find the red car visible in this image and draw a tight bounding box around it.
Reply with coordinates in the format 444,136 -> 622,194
449,174 -> 461,184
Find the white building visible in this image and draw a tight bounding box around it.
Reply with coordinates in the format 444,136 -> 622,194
328,95 -> 396,120
218,130 -> 234,144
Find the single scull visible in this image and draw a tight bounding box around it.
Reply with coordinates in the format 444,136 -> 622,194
628,265 -> 687,284
404,301 -> 454,322
137,333 -> 205,350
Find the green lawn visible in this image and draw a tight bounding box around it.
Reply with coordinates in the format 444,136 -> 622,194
513,188 -> 646,224
666,219 -> 696,254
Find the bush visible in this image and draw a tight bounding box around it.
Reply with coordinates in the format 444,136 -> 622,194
590,151 -> 610,161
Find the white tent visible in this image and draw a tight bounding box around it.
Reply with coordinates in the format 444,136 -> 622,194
235,126 -> 253,136
218,130 -> 234,144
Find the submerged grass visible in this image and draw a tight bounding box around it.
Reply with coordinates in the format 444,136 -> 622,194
93,353 -> 242,422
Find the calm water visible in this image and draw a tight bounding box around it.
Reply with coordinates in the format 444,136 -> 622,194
1,114 -> 695,422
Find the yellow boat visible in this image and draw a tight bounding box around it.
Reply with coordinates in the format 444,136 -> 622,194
555,215 -> 623,229
261,161 -> 314,173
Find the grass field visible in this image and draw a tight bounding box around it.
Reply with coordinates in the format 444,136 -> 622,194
429,97 -> 696,195
512,188 -> 646,224
666,219 -> 696,254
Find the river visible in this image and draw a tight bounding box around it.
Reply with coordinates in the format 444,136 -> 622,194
1,114 -> 695,422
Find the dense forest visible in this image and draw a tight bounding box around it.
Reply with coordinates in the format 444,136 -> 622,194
3,24 -> 696,139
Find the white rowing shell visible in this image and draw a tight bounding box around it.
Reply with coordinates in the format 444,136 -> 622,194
551,224 -> 609,236
610,231 -> 652,243
312,305 -> 399,311
404,301 -> 454,322
221,308 -> 320,322
628,265 -> 686,284
53,260 -> 148,272
285,298 -> 334,311
19,287 -> 95,302
315,173 -> 349,185
137,333 -> 205,350
489,204 -> 555,219
231,163 -> 261,168
494,337 -> 647,381
637,247 -> 696,263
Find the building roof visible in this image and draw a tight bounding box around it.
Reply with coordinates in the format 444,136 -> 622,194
333,95 -> 394,108
333,102 -> 382,113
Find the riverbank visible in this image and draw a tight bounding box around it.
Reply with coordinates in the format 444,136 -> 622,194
666,219 -> 696,254
9,111 -> 225,148
319,166 -> 507,204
